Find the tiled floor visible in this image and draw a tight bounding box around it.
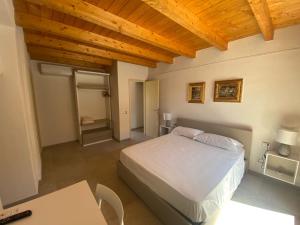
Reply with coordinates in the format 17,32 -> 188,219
38,137 -> 300,225
232,173 -> 300,225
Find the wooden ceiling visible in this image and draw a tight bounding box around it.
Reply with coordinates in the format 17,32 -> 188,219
13,0 -> 300,69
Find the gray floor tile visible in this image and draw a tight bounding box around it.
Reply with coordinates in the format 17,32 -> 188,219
34,130 -> 300,225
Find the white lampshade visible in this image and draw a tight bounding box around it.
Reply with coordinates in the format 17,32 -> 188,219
276,129 -> 298,146
163,113 -> 172,121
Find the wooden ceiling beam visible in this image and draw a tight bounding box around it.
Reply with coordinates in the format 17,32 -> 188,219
24,32 -> 157,68
141,0 -> 228,50
15,12 -> 173,63
27,45 -> 113,66
25,0 -> 195,57
30,53 -> 106,69
247,0 -> 274,41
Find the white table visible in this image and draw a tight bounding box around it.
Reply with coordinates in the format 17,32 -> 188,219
0,181 -> 108,225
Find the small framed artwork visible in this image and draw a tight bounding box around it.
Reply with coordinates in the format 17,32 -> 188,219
188,82 -> 205,103
214,79 -> 243,102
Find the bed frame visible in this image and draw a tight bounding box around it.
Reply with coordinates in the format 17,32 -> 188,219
118,118 -> 252,225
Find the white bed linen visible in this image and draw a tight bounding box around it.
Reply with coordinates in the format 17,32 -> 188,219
120,134 -> 245,223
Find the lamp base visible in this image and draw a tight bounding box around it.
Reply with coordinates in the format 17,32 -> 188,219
165,120 -> 171,127
278,144 -> 291,157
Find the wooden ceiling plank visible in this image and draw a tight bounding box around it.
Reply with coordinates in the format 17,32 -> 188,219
24,32 -> 157,67
26,2 -> 41,16
30,53 -> 105,69
40,5 -> 53,18
106,0 -> 130,15
27,45 -> 113,66
141,0 -> 228,50
12,0 -> 28,12
248,0 -> 274,40
116,0 -> 140,19
15,12 -> 172,63
24,0 -> 195,57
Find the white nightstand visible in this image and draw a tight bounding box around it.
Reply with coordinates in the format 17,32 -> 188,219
264,150 -> 299,185
160,125 -> 173,136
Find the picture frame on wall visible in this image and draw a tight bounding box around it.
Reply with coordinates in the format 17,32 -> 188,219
188,82 -> 205,103
214,79 -> 243,102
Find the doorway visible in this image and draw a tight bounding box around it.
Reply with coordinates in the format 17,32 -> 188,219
129,80 -> 145,140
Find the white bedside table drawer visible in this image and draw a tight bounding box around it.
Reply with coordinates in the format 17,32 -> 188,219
264,168 -> 295,184
264,150 -> 299,185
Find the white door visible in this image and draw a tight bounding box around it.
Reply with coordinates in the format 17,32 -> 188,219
144,80 -> 159,137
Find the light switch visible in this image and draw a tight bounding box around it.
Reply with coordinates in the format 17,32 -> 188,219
120,109 -> 128,115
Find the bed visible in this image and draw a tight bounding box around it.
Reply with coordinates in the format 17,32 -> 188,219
118,118 -> 252,225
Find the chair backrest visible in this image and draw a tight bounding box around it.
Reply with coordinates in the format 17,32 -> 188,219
95,184 -> 124,225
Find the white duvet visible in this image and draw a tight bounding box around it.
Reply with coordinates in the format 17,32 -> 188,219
120,134 -> 245,223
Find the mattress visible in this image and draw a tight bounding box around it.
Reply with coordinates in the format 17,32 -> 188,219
120,134 -> 245,223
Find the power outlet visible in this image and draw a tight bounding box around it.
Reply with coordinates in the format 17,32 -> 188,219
262,141 -> 271,151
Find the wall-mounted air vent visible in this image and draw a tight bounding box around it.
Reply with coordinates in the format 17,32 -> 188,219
39,63 -> 73,77
75,70 -> 110,76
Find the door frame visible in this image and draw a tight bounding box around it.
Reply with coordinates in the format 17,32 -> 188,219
128,79 -> 145,137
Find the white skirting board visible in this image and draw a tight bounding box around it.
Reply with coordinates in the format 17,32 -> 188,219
82,138 -> 113,147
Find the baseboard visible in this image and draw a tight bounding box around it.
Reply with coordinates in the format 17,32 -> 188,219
247,170 -> 300,190
131,127 -> 144,131
41,139 -> 79,149
3,189 -> 39,209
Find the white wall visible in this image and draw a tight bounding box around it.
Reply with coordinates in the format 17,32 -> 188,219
16,28 -> 42,189
76,74 -> 108,120
31,61 -> 78,147
78,90 -> 107,119
149,25 -> 300,186
130,81 -> 144,129
117,61 -> 148,140
0,0 -> 41,205
0,0 -> 14,27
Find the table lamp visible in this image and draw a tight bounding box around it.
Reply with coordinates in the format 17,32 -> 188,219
276,128 -> 298,156
163,113 -> 172,127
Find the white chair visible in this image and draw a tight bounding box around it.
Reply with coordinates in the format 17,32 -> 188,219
95,184 -> 124,225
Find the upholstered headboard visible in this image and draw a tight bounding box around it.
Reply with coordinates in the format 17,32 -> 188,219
176,118 -> 253,169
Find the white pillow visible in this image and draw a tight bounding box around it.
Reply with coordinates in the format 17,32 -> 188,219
171,126 -> 204,139
193,133 -> 243,152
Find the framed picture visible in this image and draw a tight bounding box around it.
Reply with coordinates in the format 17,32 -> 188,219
214,79 -> 243,102
188,82 -> 205,103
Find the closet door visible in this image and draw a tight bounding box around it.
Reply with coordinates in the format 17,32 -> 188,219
144,80 -> 159,137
